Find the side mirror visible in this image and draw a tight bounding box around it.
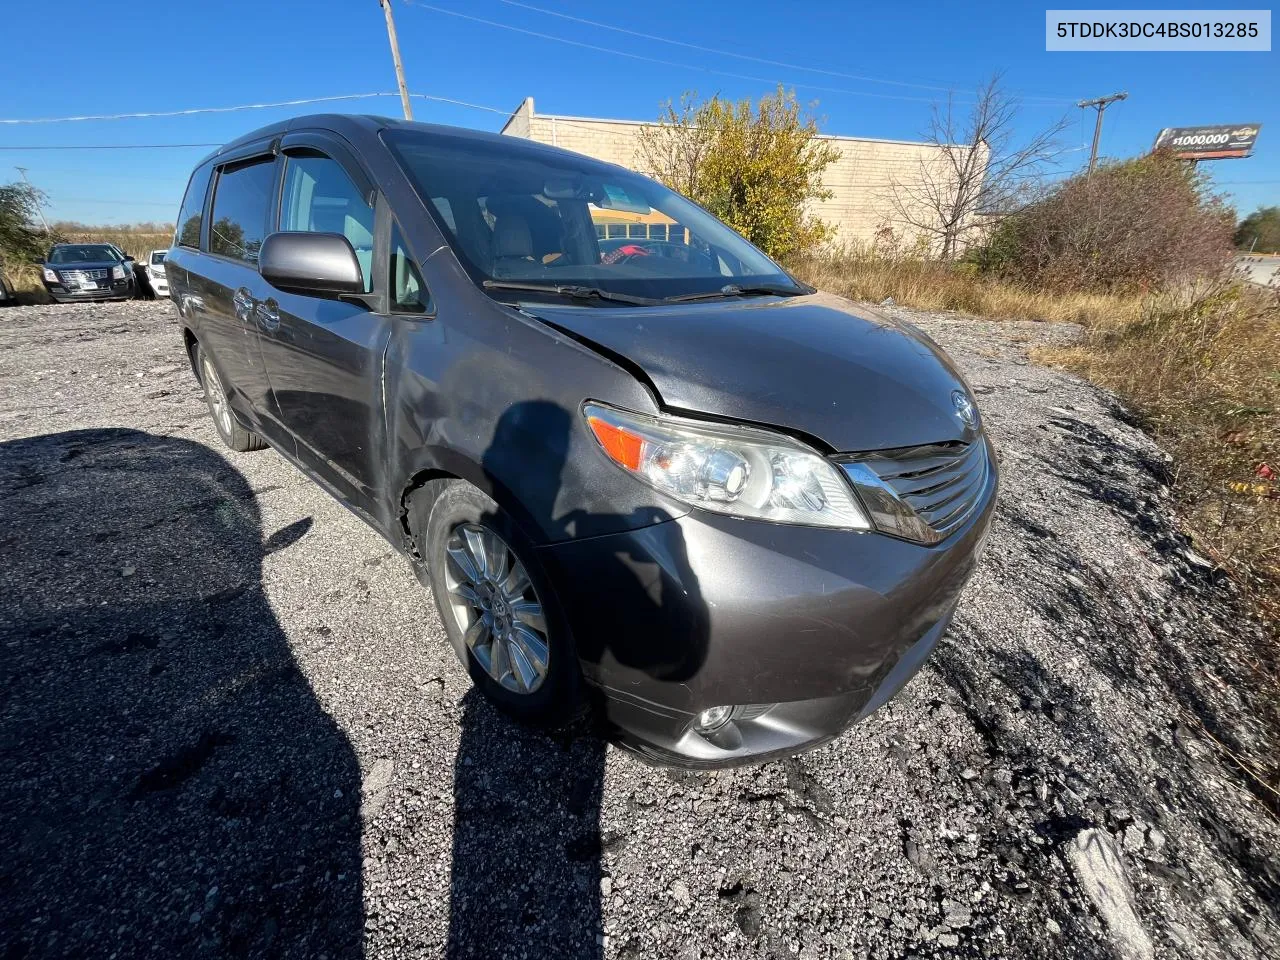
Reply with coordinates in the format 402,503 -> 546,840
259,231 -> 364,298
124,254 -> 135,261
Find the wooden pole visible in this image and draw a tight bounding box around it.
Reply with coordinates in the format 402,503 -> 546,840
379,0 -> 414,121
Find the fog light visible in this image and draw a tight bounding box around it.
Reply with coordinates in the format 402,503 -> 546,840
694,705 -> 733,733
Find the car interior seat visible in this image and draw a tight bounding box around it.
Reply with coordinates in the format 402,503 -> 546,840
491,214 -> 536,276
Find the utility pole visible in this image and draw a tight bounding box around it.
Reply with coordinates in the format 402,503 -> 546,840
14,167 -> 51,234
378,0 -> 414,121
1077,92 -> 1128,174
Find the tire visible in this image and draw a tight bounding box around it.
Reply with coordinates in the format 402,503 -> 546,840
195,343 -> 267,453
413,479 -> 581,724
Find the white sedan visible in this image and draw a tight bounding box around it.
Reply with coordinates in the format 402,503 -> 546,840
144,249 -> 170,298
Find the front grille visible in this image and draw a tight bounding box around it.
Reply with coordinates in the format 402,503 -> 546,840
840,440 -> 991,543
58,268 -> 110,283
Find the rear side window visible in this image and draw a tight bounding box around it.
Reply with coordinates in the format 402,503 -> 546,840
209,157 -> 276,263
280,154 -> 375,293
176,164 -> 213,249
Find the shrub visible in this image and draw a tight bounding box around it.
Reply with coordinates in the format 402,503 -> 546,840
976,151 -> 1235,291
0,182 -> 51,270
637,87 -> 839,264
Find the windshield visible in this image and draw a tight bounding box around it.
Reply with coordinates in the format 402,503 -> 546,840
150,251 -> 167,265
382,129 -> 803,303
48,244 -> 121,264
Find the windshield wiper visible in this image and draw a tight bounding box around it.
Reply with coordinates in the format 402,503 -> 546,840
662,283 -> 807,303
482,280 -> 659,306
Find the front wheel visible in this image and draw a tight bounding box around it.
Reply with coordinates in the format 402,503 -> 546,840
415,480 -> 580,723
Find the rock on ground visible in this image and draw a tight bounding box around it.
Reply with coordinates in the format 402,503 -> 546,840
1067,828 -> 1154,960
0,300 -> 1277,959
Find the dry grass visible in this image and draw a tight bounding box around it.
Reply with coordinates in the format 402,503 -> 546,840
62,230 -> 171,259
1034,281 -> 1280,631
6,264 -> 47,305
792,252 -> 1142,326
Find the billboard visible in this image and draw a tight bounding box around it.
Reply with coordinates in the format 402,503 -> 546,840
1153,124 -> 1262,160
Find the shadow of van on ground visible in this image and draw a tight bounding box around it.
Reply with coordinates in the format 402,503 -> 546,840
0,429 -> 363,959
444,400 -> 709,958
447,692 -> 608,959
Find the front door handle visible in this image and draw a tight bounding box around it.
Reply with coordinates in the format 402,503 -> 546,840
254,298 -> 280,332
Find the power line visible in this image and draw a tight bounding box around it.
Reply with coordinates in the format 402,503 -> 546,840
403,1 -> 983,105
407,93 -> 508,115
0,91 -> 508,129
496,0 -> 1074,104
0,143 -> 222,151
46,197 -> 178,207
0,93 -> 404,125
0,94 -> 506,152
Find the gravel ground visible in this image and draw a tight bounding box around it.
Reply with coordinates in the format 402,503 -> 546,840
1,300 -> 1277,960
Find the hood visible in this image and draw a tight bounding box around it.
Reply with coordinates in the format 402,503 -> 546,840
523,292 -> 976,453
45,260 -> 124,271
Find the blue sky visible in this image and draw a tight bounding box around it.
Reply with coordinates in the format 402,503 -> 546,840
1,0 -> 1275,226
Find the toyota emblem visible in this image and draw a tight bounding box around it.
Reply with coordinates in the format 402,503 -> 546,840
952,390 -> 977,428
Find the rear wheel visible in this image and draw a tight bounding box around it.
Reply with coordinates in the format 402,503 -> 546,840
195,344 -> 266,452
415,480 -> 580,723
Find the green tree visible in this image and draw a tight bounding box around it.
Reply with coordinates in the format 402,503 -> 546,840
636,87 -> 839,264
0,182 -> 49,266
1235,206 -> 1280,254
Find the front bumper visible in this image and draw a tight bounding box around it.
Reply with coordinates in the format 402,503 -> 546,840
538,443 -> 996,767
45,278 -> 134,302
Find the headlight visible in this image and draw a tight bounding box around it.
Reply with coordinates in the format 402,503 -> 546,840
583,402 -> 870,530
42,267 -> 57,283
111,265 -> 126,280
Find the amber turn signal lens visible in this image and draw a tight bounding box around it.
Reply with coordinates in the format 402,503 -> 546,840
587,415 -> 644,470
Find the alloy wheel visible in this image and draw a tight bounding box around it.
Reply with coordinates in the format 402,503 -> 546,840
443,523 -> 550,694
201,356 -> 234,439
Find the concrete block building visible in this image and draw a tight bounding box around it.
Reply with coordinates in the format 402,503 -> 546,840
500,97 -> 986,250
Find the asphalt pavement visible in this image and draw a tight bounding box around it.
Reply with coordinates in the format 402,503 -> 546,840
1236,254 -> 1280,288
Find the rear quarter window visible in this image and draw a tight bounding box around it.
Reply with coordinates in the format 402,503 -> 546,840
176,163 -> 213,249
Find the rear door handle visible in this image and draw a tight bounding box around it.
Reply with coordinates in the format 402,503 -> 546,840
232,287 -> 255,323
231,288 -> 256,325
254,298 -> 280,332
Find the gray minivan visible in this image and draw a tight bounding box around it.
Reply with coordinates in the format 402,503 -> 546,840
169,114 -> 997,767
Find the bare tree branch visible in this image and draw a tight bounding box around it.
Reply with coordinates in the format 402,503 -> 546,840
882,75 -> 1072,260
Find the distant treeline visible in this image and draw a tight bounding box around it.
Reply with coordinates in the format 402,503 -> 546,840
51,221 -> 175,235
